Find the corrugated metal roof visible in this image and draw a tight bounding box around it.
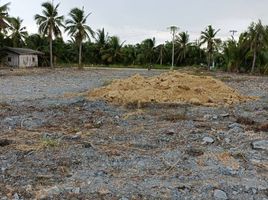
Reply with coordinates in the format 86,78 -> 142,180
1,47 -> 44,55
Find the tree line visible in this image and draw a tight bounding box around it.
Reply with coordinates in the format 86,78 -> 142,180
0,2 -> 268,74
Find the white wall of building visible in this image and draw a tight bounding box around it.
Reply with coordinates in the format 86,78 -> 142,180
3,52 -> 39,68
6,53 -> 19,67
19,55 -> 38,67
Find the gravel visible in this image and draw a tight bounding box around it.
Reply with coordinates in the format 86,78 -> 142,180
0,68 -> 268,199
0,68 -> 163,102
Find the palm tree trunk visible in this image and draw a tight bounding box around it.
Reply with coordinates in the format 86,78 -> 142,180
160,46 -> 163,65
171,40 -> 175,70
79,42 -> 82,68
49,37 -> 53,68
251,49 -> 257,73
207,53 -> 211,70
13,40 -> 16,48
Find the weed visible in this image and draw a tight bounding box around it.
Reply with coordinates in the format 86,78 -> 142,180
102,80 -> 113,86
41,138 -> 59,148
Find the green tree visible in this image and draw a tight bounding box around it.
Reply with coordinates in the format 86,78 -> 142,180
223,33 -> 251,72
34,2 -> 64,67
200,25 -> 221,69
25,34 -> 48,51
101,36 -> 124,64
176,31 -> 190,64
0,2 -> 10,34
65,7 -> 94,67
95,28 -> 109,64
247,20 -> 268,73
9,17 -> 28,47
121,44 -> 137,65
155,44 -> 167,65
137,38 -> 155,65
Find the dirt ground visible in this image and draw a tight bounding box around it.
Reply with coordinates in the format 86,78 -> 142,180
0,68 -> 268,200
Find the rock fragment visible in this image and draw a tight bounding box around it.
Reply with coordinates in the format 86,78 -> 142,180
213,189 -> 228,200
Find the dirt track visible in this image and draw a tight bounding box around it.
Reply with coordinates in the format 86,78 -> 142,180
0,68 -> 268,199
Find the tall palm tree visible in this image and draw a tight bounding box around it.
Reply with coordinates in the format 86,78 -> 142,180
34,2 -> 64,67
200,25 -> 221,69
0,2 -> 10,34
65,7 -> 94,67
176,31 -> 190,64
168,26 -> 179,70
9,17 -> 28,47
247,20 -> 268,73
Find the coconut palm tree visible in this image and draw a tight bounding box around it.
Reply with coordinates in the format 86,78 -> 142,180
155,44 -> 167,65
101,36 -> 124,64
65,7 -> 94,67
223,32 -> 251,72
9,17 -> 28,47
34,2 -> 64,67
247,20 -> 268,73
0,2 -> 10,34
176,31 -> 190,64
121,44 -> 137,65
95,28 -> 109,64
137,38 -> 155,65
200,25 -> 221,69
95,28 -> 109,48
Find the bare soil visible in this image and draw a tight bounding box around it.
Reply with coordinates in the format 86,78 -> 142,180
87,71 -> 253,106
0,68 -> 267,200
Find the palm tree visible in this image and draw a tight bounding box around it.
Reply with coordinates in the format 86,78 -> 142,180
223,32 -> 251,72
34,2 -> 64,67
9,17 -> 28,47
121,44 -> 137,65
0,2 -> 10,33
101,36 -> 124,64
65,7 -> 94,67
247,20 -> 268,73
176,31 -> 190,64
95,28 -> 109,48
200,25 -> 221,69
138,38 -> 155,65
168,26 -> 179,70
155,44 -> 167,65
95,28 -> 109,64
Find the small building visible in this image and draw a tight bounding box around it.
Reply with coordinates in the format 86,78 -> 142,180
0,47 -> 44,68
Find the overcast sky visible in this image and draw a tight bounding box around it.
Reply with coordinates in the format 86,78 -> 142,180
2,0 -> 268,44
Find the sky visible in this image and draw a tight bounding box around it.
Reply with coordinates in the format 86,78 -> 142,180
2,0 -> 268,44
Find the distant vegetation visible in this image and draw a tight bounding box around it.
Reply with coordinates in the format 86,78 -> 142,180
0,2 -> 268,74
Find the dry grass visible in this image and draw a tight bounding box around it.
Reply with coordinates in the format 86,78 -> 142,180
236,116 -> 255,125
258,123 -> 268,132
40,138 -> 60,148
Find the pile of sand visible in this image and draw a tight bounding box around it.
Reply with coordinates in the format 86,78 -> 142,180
86,72 -> 252,106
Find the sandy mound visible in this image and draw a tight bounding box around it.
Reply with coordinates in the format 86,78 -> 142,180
86,72 -> 253,106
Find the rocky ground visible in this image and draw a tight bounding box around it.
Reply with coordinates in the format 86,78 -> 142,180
0,68 -> 267,200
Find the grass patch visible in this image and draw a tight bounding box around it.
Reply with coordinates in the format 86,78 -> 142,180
40,138 -> 60,148
102,79 -> 114,86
